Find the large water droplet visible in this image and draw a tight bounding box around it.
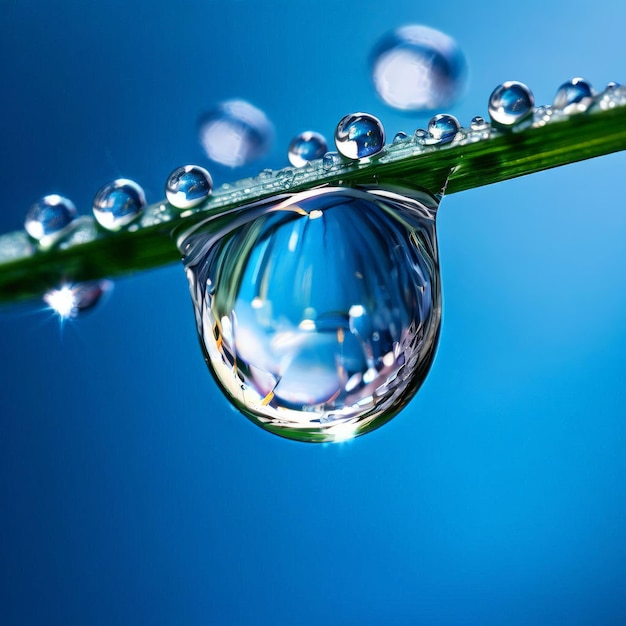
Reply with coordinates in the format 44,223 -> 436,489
370,25 -> 467,111
287,131 -> 328,168
552,77 -> 594,113
92,179 -> 146,230
166,165 -> 213,209
488,81 -> 535,128
425,113 -> 460,145
179,186 -> 441,443
199,99 -> 273,167
334,113 -> 385,160
24,194 -> 77,246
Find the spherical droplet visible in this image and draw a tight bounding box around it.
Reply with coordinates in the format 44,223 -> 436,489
24,194 -> 77,245
334,112 -> 385,160
552,77 -> 594,113
370,25 -> 467,111
287,131 -> 328,168
166,165 -> 213,209
180,186 -> 441,443
488,81 -> 535,127
426,113 -> 460,144
198,99 -> 273,167
44,280 -> 112,319
92,179 -> 146,230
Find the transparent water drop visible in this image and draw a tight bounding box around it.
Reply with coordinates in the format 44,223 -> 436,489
24,194 -> 77,246
322,151 -> 341,171
393,131 -> 409,143
414,128 -> 429,144
198,99 -> 273,167
370,25 -> 467,111
288,131 -> 328,168
470,116 -> 488,130
334,112 -> 385,160
166,165 -> 213,209
44,280 -> 112,319
488,81 -> 535,127
92,179 -> 146,230
425,113 -> 460,145
552,77 -> 594,114
179,186 -> 441,443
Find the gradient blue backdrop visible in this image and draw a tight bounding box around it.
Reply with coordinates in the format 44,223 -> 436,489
1,1 -> 626,624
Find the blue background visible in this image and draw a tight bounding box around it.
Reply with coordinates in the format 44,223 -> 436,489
1,1 -> 626,624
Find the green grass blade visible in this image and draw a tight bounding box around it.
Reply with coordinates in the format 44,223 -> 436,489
1,100 -> 626,304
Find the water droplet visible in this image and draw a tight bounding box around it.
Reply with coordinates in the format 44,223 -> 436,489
370,25 -> 467,111
413,128 -> 429,144
276,168 -> 295,188
392,131 -> 409,143
606,81 -> 620,90
180,186 -> 441,443
44,280 -> 112,319
92,179 -> 146,230
322,151 -> 341,171
24,194 -> 77,246
425,113 -> 460,145
288,131 -> 328,168
198,99 -> 273,167
488,81 -> 535,127
470,116 -> 488,130
552,77 -> 594,113
334,112 -> 385,160
165,165 -> 213,209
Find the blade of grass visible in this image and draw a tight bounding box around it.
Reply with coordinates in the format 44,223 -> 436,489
1,102 -> 626,304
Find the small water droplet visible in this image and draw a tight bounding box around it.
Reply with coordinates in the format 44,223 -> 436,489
276,168 -> 295,188
198,99 -> 273,167
288,131 -> 328,168
24,194 -> 77,246
488,81 -> 535,127
606,81 -> 620,90
92,179 -> 146,230
470,116 -> 488,130
413,128 -> 429,144
44,280 -> 112,319
552,77 -> 594,113
180,186 -> 441,442
165,165 -> 213,209
370,25 -> 467,111
392,131 -> 409,143
335,112 -> 385,160
425,113 -> 460,145
322,151 -> 341,171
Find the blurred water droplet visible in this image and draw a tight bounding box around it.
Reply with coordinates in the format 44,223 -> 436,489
276,168 -> 295,188
180,186 -> 441,442
288,131 -> 328,167
198,99 -> 273,167
24,194 -> 77,246
92,179 -> 146,230
606,81 -> 620,90
552,77 -> 594,113
470,116 -> 488,130
322,151 -> 341,171
44,280 -> 113,319
425,113 -> 460,145
370,25 -> 467,111
413,128 -> 429,144
166,165 -> 213,209
488,81 -> 535,127
392,131 -> 409,143
334,112 -> 385,160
